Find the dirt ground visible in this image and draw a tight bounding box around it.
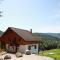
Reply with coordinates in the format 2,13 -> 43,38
0,53 -> 54,60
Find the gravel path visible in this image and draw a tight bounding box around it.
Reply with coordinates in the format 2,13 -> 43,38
0,53 -> 54,60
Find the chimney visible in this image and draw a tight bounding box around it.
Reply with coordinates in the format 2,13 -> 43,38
30,29 -> 32,34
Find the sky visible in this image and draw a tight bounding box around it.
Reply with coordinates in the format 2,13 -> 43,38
0,0 -> 60,33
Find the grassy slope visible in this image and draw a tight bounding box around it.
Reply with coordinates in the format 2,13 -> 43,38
38,49 -> 60,60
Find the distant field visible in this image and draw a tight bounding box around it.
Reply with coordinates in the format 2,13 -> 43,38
38,49 -> 60,60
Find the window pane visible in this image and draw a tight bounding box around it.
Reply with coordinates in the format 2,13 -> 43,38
28,46 -> 31,50
35,45 -> 36,49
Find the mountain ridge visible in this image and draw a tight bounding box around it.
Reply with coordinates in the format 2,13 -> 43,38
33,33 -> 60,41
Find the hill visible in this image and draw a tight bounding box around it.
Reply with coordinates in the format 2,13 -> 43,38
33,33 -> 60,50
33,33 -> 60,41
46,33 -> 60,38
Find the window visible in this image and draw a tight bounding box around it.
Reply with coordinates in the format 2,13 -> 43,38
34,45 -> 37,49
28,46 -> 31,50
31,45 -> 37,49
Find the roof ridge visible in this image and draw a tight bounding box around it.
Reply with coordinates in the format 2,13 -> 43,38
9,27 -> 30,33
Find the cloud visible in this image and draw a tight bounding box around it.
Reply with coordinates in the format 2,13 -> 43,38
33,26 -> 60,33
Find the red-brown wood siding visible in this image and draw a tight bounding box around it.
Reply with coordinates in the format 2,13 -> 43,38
0,28 -> 38,45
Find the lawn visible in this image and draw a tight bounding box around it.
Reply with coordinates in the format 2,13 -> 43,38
38,49 -> 60,60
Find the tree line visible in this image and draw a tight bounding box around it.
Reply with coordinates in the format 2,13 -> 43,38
33,33 -> 60,51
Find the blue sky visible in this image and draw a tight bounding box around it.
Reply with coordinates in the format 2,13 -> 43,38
0,0 -> 60,33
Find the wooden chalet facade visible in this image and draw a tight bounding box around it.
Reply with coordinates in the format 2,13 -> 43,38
0,27 -> 39,54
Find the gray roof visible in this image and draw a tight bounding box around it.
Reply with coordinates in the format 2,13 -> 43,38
9,27 -> 39,41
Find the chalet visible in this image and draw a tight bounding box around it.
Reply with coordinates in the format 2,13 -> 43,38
0,27 -> 39,54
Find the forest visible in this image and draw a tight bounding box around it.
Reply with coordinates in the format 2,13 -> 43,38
33,33 -> 60,51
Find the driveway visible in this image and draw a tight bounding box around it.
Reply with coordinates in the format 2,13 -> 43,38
0,53 -> 54,60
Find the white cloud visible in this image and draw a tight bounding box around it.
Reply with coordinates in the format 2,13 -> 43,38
33,26 -> 60,33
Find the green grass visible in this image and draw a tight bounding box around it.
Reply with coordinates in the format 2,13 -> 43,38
38,49 -> 60,60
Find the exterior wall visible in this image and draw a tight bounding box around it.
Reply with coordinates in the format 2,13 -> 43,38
6,44 -> 16,53
28,44 -> 38,54
18,45 -> 28,53
18,44 -> 38,54
1,28 -> 22,44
